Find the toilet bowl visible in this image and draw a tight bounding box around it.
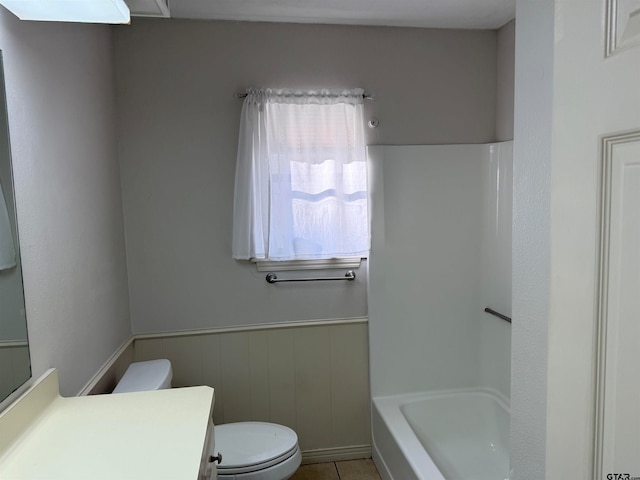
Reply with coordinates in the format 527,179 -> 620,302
215,422 -> 301,480
113,359 -> 301,480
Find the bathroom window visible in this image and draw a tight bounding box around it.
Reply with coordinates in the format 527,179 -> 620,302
232,88 -> 369,264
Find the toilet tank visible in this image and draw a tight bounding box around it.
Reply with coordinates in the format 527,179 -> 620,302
112,359 -> 173,393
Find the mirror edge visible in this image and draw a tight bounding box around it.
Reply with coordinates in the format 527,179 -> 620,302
0,49 -> 32,406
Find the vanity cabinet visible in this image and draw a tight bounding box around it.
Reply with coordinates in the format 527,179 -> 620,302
0,369 -> 215,479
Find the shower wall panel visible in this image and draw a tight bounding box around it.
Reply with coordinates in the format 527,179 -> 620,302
368,143 -> 512,397
479,141 -> 512,397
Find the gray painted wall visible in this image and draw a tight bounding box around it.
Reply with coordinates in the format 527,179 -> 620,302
113,19 -> 498,334
0,9 -> 131,396
496,20 -> 515,141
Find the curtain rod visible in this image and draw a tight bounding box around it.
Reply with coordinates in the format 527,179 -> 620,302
234,92 -> 374,100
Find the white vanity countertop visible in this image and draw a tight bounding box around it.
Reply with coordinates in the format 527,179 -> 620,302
0,369 -> 214,480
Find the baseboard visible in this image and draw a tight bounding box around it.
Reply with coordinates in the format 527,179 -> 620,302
77,335 -> 134,396
301,445 -> 372,464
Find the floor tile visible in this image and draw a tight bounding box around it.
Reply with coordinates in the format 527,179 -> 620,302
336,459 -> 382,480
290,462 -> 340,480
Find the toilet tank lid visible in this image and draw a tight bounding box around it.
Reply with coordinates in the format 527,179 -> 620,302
112,359 -> 172,393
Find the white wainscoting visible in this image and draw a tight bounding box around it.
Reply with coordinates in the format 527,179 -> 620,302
132,319 -> 371,462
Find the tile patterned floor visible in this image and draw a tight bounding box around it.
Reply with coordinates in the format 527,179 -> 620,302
290,459 -> 382,480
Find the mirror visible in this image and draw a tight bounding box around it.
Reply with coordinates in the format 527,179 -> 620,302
0,51 -> 31,402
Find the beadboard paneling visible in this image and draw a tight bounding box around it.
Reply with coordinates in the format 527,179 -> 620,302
267,329 -> 297,430
133,322 -> 370,451
219,332 -> 252,423
294,327 -> 333,450
330,324 -> 370,447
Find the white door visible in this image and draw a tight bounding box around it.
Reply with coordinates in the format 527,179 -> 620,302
545,0 -> 640,478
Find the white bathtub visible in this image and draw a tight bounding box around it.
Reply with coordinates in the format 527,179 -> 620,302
372,389 -> 510,480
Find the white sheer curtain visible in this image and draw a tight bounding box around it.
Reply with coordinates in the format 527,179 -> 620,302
232,88 -> 369,261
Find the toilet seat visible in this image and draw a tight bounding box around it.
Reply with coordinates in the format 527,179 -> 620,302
215,422 -> 300,476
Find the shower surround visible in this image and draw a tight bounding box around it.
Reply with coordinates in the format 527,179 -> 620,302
368,142 -> 512,479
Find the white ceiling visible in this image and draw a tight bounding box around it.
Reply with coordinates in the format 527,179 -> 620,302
164,0 -> 516,30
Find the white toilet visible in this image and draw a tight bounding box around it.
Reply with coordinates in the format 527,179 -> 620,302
113,359 -> 302,480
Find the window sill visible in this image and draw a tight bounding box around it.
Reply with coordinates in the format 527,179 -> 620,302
252,257 -> 364,272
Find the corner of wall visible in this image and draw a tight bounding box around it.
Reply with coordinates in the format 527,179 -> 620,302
496,18 -> 515,142
511,1 -> 553,477
81,336 -> 134,395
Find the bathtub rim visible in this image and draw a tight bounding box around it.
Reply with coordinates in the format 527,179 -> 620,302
372,387 -> 510,480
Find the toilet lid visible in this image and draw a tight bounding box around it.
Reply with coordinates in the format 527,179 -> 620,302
215,422 -> 299,472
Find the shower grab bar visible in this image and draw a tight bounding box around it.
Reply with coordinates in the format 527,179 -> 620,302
266,270 -> 356,284
484,307 -> 512,323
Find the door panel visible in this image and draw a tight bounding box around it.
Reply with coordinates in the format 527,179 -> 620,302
595,133 -> 640,476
